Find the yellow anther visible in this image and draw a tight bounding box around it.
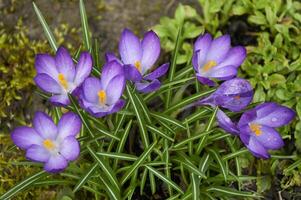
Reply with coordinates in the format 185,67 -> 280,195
58,73 -> 68,89
43,139 -> 55,150
202,60 -> 217,72
234,95 -> 241,100
134,61 -> 142,72
98,90 -> 106,105
250,123 -> 262,136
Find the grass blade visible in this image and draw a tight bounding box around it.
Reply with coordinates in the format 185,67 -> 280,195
32,2 -> 58,52
96,152 -> 138,161
164,89 -> 215,114
0,171 -> 48,200
121,141 -> 157,184
126,85 -> 149,147
146,165 -> 184,194
79,0 -> 91,50
191,173 -> 200,200
206,186 -> 261,198
87,146 -> 120,192
208,149 -> 228,182
146,125 -> 174,142
196,106 -> 218,154
151,112 -> 185,129
73,163 -> 98,192
165,22 -> 184,108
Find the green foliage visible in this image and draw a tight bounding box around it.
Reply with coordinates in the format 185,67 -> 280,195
154,0 -> 301,196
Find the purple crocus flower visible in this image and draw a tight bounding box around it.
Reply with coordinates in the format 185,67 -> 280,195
79,61 -> 126,117
34,46 -> 92,106
217,103 -> 295,159
11,112 -> 81,173
105,28 -> 169,93
197,78 -> 253,112
192,33 -> 246,86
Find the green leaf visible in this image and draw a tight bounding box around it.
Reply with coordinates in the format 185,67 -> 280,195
146,165 -> 184,194
121,141 -> 157,184
98,174 -> 120,200
79,0 -> 92,50
96,152 -> 138,161
206,186 -> 261,198
151,112 -> 185,129
173,130 -> 214,149
195,107 -> 218,154
166,21 -> 184,108
146,125 -> 175,142
32,2 -> 58,51
0,171 -> 48,200
73,163 -> 98,192
126,85 -> 149,147
164,89 -> 215,114
191,173 -> 200,200
208,148 -> 228,182
284,159 -> 301,174
87,146 -> 120,192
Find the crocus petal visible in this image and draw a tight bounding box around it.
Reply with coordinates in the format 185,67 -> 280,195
33,112 -> 58,140
11,127 -> 43,150
217,46 -> 246,68
194,33 -> 212,52
26,145 -> 50,162
35,54 -> 58,79
216,94 -> 253,112
124,64 -> 142,82
239,132 -> 270,159
105,52 -> 122,64
60,136 -> 80,161
119,28 -> 142,65
206,34 -> 231,63
82,77 -> 102,103
253,103 -> 295,128
141,30 -> 161,73
55,47 -> 75,81
101,61 -> 124,88
34,74 -> 62,94
106,75 -> 125,104
254,125 -> 284,150
107,99 -> 125,115
135,79 -> 161,93
196,74 -> 216,86
194,33 -> 212,68
57,112 -> 82,140
144,63 -> 169,80
238,109 -> 257,128
206,65 -> 237,80
74,52 -> 92,85
44,154 -> 68,173
196,94 -> 216,107
216,109 -> 239,135
192,50 -> 200,72
49,94 -> 70,106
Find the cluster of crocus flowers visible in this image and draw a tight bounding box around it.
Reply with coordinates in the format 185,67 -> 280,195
11,112 -> 81,172
193,34 -> 295,158
106,29 -> 169,93
192,33 -> 246,86
34,47 -> 92,106
79,61 -> 126,117
217,103 -> 295,158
